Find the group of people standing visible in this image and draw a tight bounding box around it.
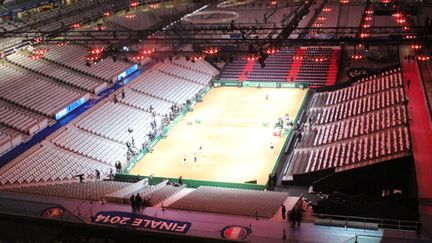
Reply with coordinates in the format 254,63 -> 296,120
130,193 -> 143,212
281,204 -> 303,228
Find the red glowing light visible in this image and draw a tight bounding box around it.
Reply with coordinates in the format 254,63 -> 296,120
72,23 -> 80,29
125,14 -> 136,19
362,24 -> 370,28
33,37 -> 43,43
293,55 -> 303,61
392,12 -> 402,18
396,18 -> 406,24
29,54 -> 43,59
360,32 -> 368,38
133,54 -> 146,60
351,54 -> 363,60
141,48 -> 155,55
318,16 -> 327,21
244,55 -> 259,61
90,47 -> 104,54
130,2 -> 139,7
340,0 -> 349,4
57,41 -> 69,46
405,35 -> 416,39
365,10 -> 373,14
323,7 -> 331,12
410,44 -> 422,50
32,48 -> 48,55
365,17 -> 372,21
417,56 -> 430,61
103,12 -> 111,17
95,26 -> 107,31
149,3 -> 160,9
313,22 -> 323,27
312,56 -> 327,62
203,47 -> 219,55
265,48 -> 278,55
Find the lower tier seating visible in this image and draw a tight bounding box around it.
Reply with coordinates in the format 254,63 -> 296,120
0,181 -> 131,201
168,186 -> 288,218
0,141 -> 112,186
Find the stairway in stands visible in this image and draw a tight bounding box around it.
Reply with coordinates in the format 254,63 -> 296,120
238,61 -> 256,81
326,49 -> 340,86
286,49 -> 305,82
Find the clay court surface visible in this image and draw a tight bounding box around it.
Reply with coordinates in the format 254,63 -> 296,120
130,87 -> 307,184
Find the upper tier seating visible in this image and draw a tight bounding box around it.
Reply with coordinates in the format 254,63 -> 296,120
43,44 -> 132,83
0,141 -> 112,186
171,57 -> 219,76
220,48 -> 297,81
157,61 -> 213,85
220,47 -> 338,86
7,52 -> 107,94
285,68 -> 411,178
0,128 -> 22,157
0,62 -> 87,117
295,48 -> 334,86
51,127 -> 128,166
0,181 -> 131,201
168,186 -> 288,218
131,68 -> 204,104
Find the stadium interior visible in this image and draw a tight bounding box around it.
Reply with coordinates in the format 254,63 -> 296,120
0,0 -> 431,242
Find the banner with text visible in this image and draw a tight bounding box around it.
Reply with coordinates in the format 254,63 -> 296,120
92,211 -> 192,234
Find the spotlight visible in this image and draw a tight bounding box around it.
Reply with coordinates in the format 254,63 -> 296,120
33,37 -> 43,43
244,54 -> 259,61
312,56 -> 327,62
141,48 -> 155,55
203,47 -> 219,55
417,56 -> 430,61
410,44 -> 422,50
125,14 -> 136,19
95,25 -> 107,31
264,47 -> 278,55
360,32 -> 368,38
351,54 -> 363,60
293,55 -> 303,61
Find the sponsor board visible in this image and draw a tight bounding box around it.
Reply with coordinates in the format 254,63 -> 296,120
92,211 -> 191,234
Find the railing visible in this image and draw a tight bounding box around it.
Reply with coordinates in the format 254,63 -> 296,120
314,213 -> 419,232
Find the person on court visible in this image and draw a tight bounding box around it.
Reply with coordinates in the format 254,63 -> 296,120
194,154 -> 197,163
